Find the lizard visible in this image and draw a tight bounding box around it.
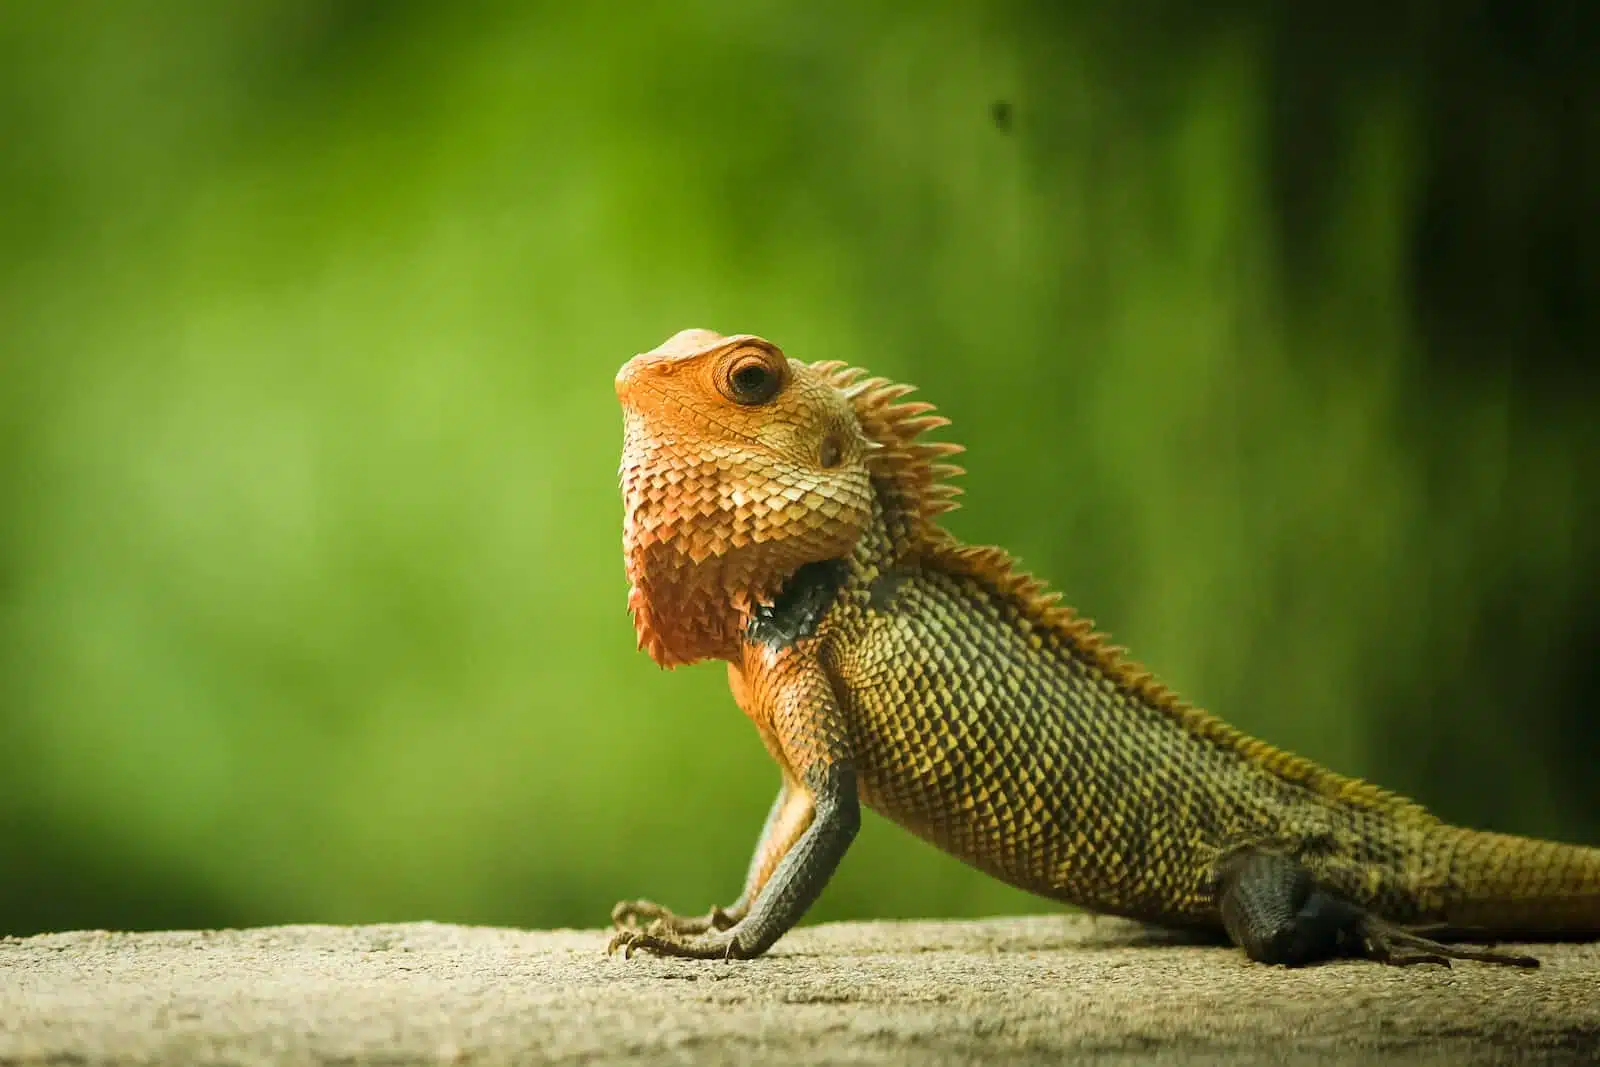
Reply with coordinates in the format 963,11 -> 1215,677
605,327 -> 1600,968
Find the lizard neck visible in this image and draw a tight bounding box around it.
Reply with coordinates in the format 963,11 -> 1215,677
744,559 -> 852,652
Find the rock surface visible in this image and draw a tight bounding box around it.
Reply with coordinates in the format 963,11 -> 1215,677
2,915 -> 1597,1065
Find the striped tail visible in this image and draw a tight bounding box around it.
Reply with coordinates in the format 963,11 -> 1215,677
1442,828 -> 1600,938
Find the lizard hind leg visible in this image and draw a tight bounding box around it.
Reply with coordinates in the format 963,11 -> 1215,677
1214,849 -> 1540,969
1215,848 -> 1362,966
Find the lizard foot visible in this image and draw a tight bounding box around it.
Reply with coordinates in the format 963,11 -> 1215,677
1356,916 -> 1539,969
610,899 -> 740,936
607,926 -> 746,960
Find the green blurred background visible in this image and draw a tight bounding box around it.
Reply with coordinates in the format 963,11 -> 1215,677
2,2 -> 1596,937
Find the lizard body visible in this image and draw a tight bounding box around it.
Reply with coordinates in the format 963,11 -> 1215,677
608,328 -> 1600,967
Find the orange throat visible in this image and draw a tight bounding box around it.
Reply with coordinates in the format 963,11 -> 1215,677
623,540 -> 779,668
618,426 -> 824,668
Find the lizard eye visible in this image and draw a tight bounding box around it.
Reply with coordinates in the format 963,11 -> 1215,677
718,350 -> 785,406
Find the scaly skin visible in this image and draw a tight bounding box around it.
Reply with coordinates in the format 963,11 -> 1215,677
606,328 -> 1600,967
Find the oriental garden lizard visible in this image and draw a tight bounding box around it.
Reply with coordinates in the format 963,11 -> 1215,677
605,328 -> 1600,968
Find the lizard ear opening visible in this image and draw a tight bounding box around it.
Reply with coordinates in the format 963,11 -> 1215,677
716,345 -> 787,406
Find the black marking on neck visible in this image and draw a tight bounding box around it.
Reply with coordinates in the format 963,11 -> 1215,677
746,559 -> 849,652
867,566 -> 912,612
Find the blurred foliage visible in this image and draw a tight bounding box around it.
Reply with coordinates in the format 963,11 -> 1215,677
1,1 -> 1595,936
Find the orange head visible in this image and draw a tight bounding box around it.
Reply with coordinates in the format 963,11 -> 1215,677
615,329 -> 877,667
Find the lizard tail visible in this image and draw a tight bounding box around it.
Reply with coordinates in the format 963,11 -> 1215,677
1441,828 -> 1600,938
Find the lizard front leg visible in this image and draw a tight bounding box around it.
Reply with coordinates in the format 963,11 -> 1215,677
610,777 -> 813,936
609,656 -> 858,961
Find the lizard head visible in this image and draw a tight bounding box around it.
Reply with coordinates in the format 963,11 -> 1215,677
615,329 -> 877,667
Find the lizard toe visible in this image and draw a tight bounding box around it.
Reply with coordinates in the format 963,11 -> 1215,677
610,899 -> 673,930
1357,917 -> 1540,969
606,927 -> 741,961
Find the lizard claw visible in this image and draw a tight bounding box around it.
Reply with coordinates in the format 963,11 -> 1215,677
606,928 -> 643,958
610,899 -> 669,930
610,899 -> 739,935
607,926 -> 743,961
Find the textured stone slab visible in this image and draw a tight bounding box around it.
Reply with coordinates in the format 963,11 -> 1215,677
2,915 -> 1597,1065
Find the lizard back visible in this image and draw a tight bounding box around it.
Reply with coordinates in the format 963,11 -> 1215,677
805,359 -> 1600,936
815,506 -> 1459,928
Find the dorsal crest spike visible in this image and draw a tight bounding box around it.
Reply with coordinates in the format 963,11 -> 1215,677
895,415 -> 952,437
920,442 -> 967,459
840,376 -> 889,400
813,359 -> 969,557
871,382 -> 919,405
